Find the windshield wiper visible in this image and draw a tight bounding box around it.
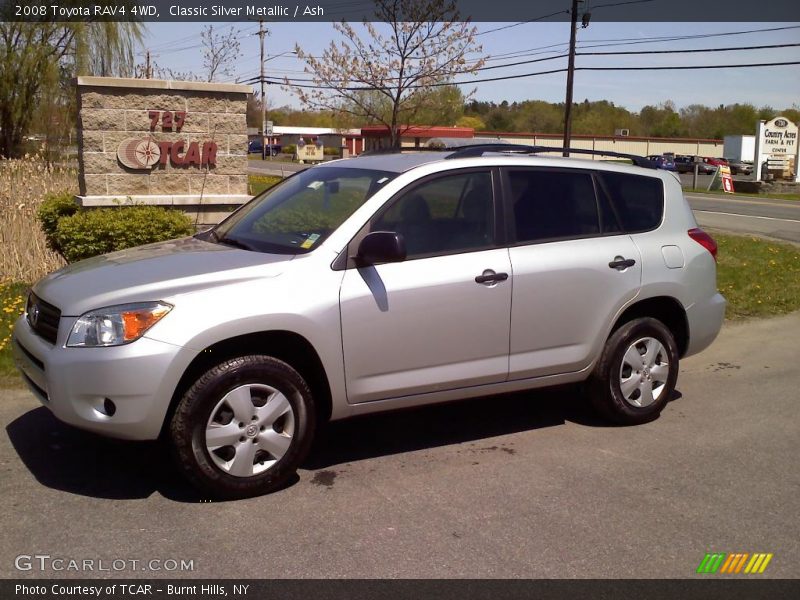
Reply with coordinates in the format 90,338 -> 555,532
217,235 -> 257,251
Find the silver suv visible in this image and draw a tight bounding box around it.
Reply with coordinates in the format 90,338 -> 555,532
13,146 -> 725,498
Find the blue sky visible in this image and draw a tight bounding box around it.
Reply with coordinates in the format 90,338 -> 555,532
139,21 -> 800,112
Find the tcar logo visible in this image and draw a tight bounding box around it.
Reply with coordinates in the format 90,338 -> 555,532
117,138 -> 161,170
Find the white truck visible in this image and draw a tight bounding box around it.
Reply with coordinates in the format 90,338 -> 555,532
723,135 -> 755,162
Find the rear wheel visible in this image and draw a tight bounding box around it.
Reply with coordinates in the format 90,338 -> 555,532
589,317 -> 679,425
170,355 -> 315,499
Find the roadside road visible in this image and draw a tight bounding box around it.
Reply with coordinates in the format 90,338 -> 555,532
247,160 -> 307,177
686,193 -> 800,243
2,313 -> 799,578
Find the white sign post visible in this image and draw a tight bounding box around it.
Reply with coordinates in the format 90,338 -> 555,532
753,116 -> 799,182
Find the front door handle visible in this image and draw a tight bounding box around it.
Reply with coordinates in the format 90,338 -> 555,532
475,271 -> 509,284
609,256 -> 636,270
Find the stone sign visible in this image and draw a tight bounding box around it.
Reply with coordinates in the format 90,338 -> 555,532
76,76 -> 253,225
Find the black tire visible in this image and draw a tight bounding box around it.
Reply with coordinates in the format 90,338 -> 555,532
588,317 -> 679,425
170,355 -> 315,499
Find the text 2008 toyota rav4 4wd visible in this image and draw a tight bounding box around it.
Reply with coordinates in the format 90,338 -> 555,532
13,145 -> 725,498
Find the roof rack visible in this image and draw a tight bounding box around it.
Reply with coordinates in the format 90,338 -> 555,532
444,144 -> 656,169
359,146 -> 451,156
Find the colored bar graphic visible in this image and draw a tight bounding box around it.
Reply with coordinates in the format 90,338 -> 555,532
734,553 -> 749,573
699,552 -> 773,574
697,553 -> 726,573
759,553 -> 774,573
745,554 -> 762,573
719,554 -> 735,573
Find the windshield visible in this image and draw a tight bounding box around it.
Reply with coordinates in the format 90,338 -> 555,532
212,167 -> 396,254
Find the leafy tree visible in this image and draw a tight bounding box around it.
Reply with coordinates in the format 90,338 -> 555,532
0,20 -> 142,157
76,22 -> 142,78
289,0 -> 486,148
512,101 -> 563,134
456,115 -> 486,130
412,86 -> 465,126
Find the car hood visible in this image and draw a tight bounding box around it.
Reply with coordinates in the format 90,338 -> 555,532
33,236 -> 294,316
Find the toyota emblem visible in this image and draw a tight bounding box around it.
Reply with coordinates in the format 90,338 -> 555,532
29,302 -> 39,327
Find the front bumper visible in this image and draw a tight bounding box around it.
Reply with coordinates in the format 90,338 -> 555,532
12,314 -> 196,440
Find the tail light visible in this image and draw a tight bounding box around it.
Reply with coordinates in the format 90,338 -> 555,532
688,228 -> 717,262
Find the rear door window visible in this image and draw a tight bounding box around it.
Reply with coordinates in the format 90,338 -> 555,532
507,169 -> 600,243
599,172 -> 664,232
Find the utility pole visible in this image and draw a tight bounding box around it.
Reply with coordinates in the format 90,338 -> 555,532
562,0 -> 580,157
145,50 -> 151,79
258,20 -> 268,160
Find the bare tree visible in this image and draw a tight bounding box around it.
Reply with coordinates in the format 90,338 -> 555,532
201,25 -> 242,82
289,0 -> 486,148
134,60 -> 201,82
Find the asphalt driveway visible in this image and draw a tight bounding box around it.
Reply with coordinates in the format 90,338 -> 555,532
1,313 -> 798,579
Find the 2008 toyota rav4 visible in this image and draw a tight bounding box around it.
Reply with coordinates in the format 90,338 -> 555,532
13,145 -> 725,498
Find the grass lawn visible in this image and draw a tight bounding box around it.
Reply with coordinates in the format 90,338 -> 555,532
0,233 -> 797,384
716,233 -> 800,320
248,175 -> 283,195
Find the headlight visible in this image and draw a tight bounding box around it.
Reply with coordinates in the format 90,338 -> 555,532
67,302 -> 172,348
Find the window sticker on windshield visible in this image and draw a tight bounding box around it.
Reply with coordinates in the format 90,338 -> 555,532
300,233 -> 321,249
377,177 -> 389,184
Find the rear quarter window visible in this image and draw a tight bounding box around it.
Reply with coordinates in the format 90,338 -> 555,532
600,172 -> 664,232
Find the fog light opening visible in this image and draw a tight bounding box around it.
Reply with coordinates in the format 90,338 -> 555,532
102,398 -> 116,417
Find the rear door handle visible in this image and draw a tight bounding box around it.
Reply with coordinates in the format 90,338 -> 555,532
475,271 -> 509,284
608,257 -> 636,270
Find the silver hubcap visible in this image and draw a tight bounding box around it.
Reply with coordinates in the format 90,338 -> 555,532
619,337 -> 670,408
205,384 -> 295,477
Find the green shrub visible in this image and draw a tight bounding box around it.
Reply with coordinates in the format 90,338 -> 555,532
53,206 -> 195,263
37,192 -> 79,256
323,147 -> 340,156
282,144 -> 296,154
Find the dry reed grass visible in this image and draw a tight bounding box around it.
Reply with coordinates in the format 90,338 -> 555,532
0,156 -> 76,282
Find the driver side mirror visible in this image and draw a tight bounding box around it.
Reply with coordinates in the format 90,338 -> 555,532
356,231 -> 406,265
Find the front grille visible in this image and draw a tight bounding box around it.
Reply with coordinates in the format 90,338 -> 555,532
27,293 -> 61,344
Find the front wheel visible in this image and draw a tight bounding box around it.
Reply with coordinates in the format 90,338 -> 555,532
170,355 -> 315,499
588,317 -> 679,425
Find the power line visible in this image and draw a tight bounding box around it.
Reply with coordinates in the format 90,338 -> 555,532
577,24 -> 800,50
245,60 -> 800,91
475,10 -> 570,37
477,53 -> 570,72
477,23 -> 800,62
245,39 -> 800,82
138,23 -> 259,57
590,0 -> 656,9
473,0 -> 658,38
578,42 -> 800,56
578,60 -> 800,72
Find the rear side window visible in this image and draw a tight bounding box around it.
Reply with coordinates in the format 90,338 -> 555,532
508,170 -> 600,243
600,172 -> 664,232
